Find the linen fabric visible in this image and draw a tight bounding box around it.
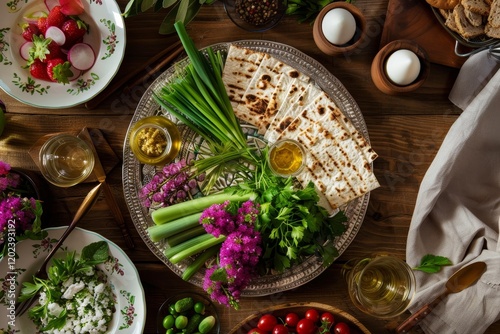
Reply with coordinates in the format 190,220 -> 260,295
405,50 -> 500,334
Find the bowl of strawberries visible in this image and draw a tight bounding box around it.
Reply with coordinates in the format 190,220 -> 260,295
0,0 -> 125,108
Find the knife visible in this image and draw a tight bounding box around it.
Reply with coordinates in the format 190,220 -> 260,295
79,128 -> 135,249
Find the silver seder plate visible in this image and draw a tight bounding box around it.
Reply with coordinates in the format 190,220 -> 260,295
122,40 -> 371,296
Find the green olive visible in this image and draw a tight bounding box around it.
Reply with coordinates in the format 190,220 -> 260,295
193,301 -> 205,314
175,315 -> 188,329
162,314 -> 175,329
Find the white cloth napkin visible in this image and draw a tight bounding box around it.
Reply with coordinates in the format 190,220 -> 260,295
405,50 -> 500,334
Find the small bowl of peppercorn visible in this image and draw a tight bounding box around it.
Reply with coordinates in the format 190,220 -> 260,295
223,0 -> 287,32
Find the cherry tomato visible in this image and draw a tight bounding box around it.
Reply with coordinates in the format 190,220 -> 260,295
320,312 -> 335,328
258,314 -> 278,332
285,312 -> 300,327
273,324 -> 290,334
334,322 -> 351,334
296,318 -> 317,334
305,309 -> 320,323
248,328 -> 266,334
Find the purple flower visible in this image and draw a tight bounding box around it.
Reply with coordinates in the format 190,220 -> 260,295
201,200 -> 262,309
139,160 -> 201,209
0,161 -> 42,250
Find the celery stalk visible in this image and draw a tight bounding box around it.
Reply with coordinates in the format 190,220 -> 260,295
169,234 -> 226,264
151,192 -> 255,225
181,245 -> 220,281
147,212 -> 202,242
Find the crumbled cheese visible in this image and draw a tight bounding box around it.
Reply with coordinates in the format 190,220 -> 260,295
62,281 -> 85,299
32,268 -> 115,334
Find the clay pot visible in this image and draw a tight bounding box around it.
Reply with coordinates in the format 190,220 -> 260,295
371,39 -> 430,95
313,2 -> 367,56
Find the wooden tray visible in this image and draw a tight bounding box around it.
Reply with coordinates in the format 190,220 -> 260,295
380,0 -> 467,68
229,302 -> 371,334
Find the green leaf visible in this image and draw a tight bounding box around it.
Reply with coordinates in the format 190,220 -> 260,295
413,254 -> 453,273
158,0 -> 202,35
19,282 -> 43,301
162,0 -> 178,8
175,0 -> 189,21
123,0 -> 144,17
81,241 -> 109,265
141,0 -> 156,11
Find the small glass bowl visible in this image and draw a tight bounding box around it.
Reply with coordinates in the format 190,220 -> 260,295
39,133 -> 95,187
156,291 -> 220,334
267,138 -> 306,178
129,116 -> 181,166
223,0 -> 287,32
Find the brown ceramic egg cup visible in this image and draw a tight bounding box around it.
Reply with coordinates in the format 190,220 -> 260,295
313,2 -> 367,56
371,40 -> 430,95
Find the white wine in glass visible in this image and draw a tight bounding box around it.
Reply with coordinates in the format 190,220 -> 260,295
344,255 -> 416,319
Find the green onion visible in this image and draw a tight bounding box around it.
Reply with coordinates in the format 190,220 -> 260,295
148,212 -> 202,241
153,21 -> 247,150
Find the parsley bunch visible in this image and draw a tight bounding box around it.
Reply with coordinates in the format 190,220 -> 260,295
234,148 -> 348,273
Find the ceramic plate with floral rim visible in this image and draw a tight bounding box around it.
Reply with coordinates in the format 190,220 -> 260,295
0,0 -> 125,108
0,227 -> 146,333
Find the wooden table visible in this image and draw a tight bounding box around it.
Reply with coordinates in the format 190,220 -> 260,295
1,0 -> 498,332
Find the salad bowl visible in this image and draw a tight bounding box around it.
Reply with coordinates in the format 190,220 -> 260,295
0,0 -> 126,108
0,227 -> 146,333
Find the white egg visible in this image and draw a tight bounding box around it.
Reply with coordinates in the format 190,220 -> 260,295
321,8 -> 357,46
385,49 -> 421,86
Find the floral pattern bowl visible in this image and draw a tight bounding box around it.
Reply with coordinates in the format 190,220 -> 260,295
0,227 -> 146,333
0,0 -> 126,108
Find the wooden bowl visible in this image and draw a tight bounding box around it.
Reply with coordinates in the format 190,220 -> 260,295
371,40 -> 430,95
229,302 -> 371,334
313,2 -> 367,56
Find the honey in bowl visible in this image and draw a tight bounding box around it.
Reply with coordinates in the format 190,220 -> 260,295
268,139 -> 306,177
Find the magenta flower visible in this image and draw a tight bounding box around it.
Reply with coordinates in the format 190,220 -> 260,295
201,200 -> 261,309
0,161 -> 43,255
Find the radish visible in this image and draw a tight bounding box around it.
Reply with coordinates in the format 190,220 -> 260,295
44,0 -> 59,11
23,11 -> 48,24
68,43 -> 95,71
68,65 -> 82,81
45,26 -> 66,46
60,0 -> 84,15
19,41 -> 34,61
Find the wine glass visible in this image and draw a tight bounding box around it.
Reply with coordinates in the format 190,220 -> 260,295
342,254 -> 416,319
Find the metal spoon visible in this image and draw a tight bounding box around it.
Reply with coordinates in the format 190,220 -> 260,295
16,182 -> 103,316
396,261 -> 487,333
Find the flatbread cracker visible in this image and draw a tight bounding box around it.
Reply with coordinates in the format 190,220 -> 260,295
222,45 -> 267,110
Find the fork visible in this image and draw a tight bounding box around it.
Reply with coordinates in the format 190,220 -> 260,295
16,182 -> 102,316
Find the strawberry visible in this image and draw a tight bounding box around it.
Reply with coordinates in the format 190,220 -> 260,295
37,17 -> 48,35
61,19 -> 87,47
29,59 -> 50,81
31,35 -> 66,63
47,6 -> 67,28
21,23 -> 40,42
46,58 -> 73,83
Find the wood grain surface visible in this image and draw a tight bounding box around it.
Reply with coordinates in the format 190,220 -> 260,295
1,0 -> 498,333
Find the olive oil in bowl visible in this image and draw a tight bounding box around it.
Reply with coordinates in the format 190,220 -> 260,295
268,139 -> 306,177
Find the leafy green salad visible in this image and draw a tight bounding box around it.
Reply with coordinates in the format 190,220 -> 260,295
19,241 -> 116,334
